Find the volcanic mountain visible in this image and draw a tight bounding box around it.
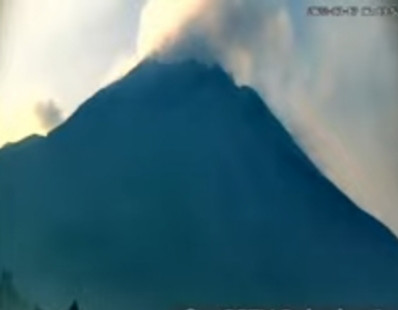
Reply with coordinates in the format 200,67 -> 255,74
1,60 -> 398,309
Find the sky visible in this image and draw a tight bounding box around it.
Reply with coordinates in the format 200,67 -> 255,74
0,0 -> 146,143
0,0 -> 397,238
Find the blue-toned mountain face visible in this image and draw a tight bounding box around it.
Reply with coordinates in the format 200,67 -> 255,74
1,60 -> 398,310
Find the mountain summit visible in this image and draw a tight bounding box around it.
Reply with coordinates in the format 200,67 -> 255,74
1,60 -> 398,309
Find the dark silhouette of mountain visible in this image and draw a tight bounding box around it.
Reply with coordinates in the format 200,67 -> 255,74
1,59 -> 398,309
0,134 -> 44,154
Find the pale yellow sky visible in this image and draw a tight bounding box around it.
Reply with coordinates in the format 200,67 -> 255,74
0,0 -> 146,146
0,0 -> 205,146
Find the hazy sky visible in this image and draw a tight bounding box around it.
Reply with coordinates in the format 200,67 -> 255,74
0,0 -> 397,236
0,0 -> 146,144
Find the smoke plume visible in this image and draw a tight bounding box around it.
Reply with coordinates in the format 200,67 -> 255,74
132,0 -> 398,233
34,100 -> 64,131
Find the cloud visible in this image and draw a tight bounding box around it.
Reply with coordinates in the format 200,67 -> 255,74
132,0 -> 398,234
34,99 -> 64,131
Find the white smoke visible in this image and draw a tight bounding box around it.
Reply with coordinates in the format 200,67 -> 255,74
132,0 -> 398,234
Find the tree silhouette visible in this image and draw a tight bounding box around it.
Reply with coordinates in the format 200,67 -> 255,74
69,301 -> 79,310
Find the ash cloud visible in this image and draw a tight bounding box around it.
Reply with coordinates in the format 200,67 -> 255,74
137,0 -> 398,233
34,100 -> 64,131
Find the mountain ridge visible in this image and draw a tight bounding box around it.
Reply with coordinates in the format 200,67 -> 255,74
1,59 -> 398,309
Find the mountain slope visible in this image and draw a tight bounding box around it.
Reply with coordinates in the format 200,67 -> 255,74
1,60 -> 398,309
0,272 -> 30,310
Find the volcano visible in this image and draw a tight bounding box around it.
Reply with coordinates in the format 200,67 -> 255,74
1,60 -> 398,309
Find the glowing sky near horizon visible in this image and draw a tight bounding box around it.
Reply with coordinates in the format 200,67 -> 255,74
0,0 -> 397,236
